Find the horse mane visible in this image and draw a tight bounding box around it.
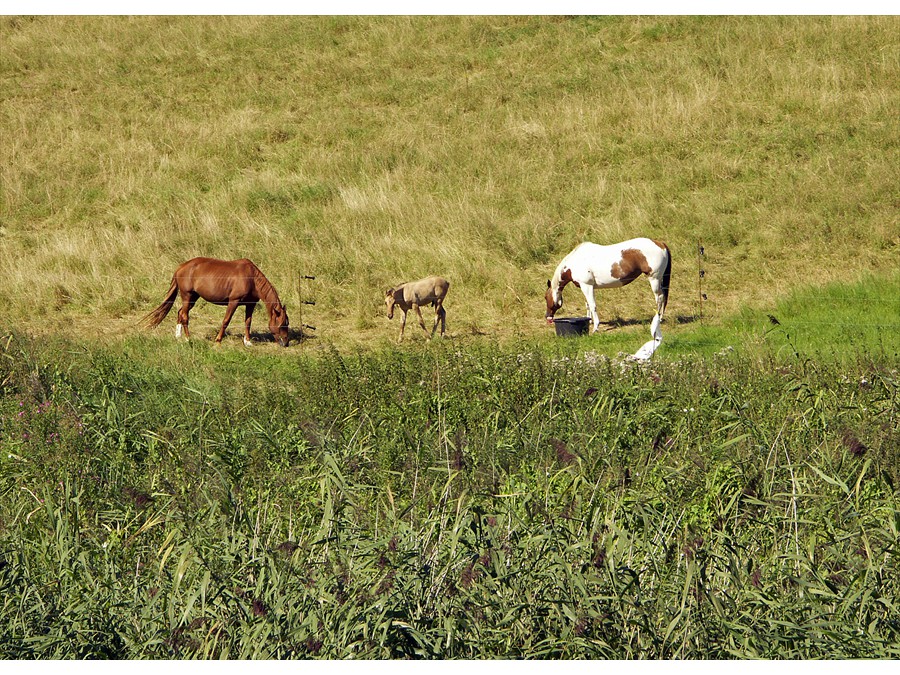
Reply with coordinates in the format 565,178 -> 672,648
549,257 -> 570,296
250,263 -> 282,311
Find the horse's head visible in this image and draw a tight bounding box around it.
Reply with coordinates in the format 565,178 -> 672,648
545,279 -> 562,323
269,303 -> 290,347
385,289 -> 396,320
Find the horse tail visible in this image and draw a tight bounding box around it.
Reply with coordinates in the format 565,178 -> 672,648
144,278 -> 178,328
659,244 -> 672,320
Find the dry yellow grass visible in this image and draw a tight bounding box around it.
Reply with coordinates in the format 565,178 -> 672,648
1,16 -> 897,350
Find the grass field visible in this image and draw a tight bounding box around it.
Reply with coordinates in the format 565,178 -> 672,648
1,16 -> 899,658
2,16 -> 898,346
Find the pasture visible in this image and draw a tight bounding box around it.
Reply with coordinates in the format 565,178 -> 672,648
1,16 -> 898,345
1,16 -> 899,658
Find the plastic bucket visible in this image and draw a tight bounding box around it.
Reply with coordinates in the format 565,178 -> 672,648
553,317 -> 591,337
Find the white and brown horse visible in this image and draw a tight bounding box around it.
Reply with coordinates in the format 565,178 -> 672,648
385,276 -> 449,343
545,238 -> 671,334
144,257 -> 290,347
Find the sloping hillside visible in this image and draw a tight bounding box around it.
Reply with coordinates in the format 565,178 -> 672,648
1,16 -> 897,347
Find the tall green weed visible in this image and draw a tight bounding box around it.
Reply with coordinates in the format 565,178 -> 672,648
1,334 -> 897,657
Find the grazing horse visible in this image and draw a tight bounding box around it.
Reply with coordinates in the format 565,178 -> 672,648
545,238 -> 671,334
385,276 -> 449,343
144,257 -> 290,347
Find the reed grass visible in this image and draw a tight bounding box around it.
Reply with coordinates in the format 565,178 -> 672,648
1,333 -> 898,657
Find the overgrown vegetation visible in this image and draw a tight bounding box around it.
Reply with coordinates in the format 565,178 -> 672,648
1,333 -> 897,657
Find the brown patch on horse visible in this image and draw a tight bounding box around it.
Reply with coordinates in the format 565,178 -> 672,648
651,239 -> 668,252
545,282 -> 557,319
610,249 -> 651,286
560,268 -> 581,288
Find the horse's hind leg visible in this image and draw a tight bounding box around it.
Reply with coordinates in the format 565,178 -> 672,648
432,301 -> 446,338
645,275 -> 667,341
648,276 -> 665,321
430,301 -> 439,338
176,292 -> 199,339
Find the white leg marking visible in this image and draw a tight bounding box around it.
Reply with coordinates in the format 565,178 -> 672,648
650,313 -> 661,339
175,324 -> 182,339
243,336 -> 253,347
577,284 -> 600,333
632,314 -> 663,361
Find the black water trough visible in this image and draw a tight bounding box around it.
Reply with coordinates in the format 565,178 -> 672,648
553,316 -> 591,337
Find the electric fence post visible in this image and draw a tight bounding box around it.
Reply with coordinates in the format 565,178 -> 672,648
297,272 -> 317,341
698,241 -> 707,325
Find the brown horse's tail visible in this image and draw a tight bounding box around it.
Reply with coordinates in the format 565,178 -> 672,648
659,245 -> 672,320
143,278 -> 178,328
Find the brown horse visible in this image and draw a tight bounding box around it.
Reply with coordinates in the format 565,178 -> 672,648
144,257 -> 290,347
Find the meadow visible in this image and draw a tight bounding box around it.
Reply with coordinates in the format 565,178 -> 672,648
1,16 -> 898,344
1,16 -> 899,659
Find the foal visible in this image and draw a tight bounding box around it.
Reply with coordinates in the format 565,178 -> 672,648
385,276 -> 449,343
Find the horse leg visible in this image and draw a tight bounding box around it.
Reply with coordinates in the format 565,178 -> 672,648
429,301 -> 441,338
243,303 -> 255,347
413,303 -> 429,338
433,301 -> 446,338
176,292 -> 198,340
398,309 -> 408,343
214,300 -> 240,345
644,276 -> 667,340
648,276 -> 665,322
579,284 -> 600,333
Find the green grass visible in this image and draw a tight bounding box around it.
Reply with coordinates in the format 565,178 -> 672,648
1,333 -> 898,657
762,273 -> 900,358
667,271 -> 900,360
